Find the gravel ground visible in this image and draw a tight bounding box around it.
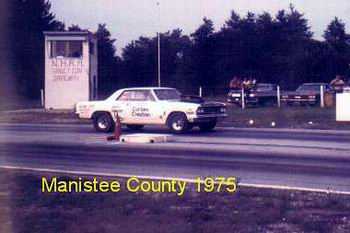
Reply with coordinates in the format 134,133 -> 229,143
1,170 -> 350,233
1,105 -> 350,130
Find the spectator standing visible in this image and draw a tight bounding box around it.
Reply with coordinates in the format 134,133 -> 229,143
330,75 -> 345,93
242,78 -> 250,90
252,78 -> 257,86
229,76 -> 241,90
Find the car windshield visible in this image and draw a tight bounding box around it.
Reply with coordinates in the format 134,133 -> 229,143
154,89 -> 181,100
255,84 -> 273,92
296,85 -> 321,92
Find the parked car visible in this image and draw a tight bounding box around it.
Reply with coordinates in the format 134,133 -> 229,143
76,87 -> 227,133
227,83 -> 278,106
281,83 -> 333,106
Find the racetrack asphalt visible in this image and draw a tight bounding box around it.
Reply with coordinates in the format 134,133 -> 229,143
0,123 -> 350,193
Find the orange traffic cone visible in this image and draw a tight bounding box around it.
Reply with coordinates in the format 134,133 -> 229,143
114,112 -> 122,141
107,112 -> 122,141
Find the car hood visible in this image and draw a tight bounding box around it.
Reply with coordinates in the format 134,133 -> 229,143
200,101 -> 226,107
282,91 -> 319,96
159,100 -> 200,108
228,90 -> 242,94
160,100 -> 225,108
254,90 -> 273,94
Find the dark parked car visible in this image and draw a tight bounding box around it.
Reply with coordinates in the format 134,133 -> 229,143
227,83 -> 278,106
281,83 -> 333,106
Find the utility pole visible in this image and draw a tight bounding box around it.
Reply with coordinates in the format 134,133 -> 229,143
157,1 -> 161,87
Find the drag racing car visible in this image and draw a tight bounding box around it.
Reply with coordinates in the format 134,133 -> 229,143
227,83 -> 278,106
281,83 -> 333,106
76,87 -> 227,133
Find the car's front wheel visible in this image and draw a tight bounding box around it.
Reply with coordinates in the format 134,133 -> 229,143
198,120 -> 217,132
93,112 -> 115,133
167,113 -> 189,134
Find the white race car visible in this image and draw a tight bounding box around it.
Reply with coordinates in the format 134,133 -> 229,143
76,87 -> 227,133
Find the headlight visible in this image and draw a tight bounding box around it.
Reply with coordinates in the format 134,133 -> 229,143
197,108 -> 204,114
308,95 -> 316,99
282,95 -> 288,98
220,107 -> 226,113
249,93 -> 256,97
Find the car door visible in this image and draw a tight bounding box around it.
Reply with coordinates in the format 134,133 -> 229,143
112,90 -> 141,124
111,91 -> 134,123
126,90 -> 158,124
144,90 -> 165,124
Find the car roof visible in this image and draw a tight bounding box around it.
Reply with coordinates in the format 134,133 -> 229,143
106,87 -> 177,101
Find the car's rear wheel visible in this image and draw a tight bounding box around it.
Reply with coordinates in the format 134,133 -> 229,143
198,120 -> 217,132
167,113 -> 189,134
93,112 -> 114,133
126,125 -> 144,130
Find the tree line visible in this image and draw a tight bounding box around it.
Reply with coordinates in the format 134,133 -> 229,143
7,1 -> 350,98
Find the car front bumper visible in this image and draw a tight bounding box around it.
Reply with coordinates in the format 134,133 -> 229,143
227,96 -> 259,104
189,114 -> 228,123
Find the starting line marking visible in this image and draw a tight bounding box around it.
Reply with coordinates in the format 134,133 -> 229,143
1,165 -> 350,195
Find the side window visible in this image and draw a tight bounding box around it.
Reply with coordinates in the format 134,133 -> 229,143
117,90 -> 155,101
117,91 -> 133,101
137,90 -> 155,101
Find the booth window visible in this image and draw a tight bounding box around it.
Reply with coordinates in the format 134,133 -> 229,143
50,41 -> 83,58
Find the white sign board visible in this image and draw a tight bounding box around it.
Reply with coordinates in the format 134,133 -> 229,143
336,93 -> 350,121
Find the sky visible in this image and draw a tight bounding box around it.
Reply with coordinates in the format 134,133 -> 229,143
50,0 -> 350,55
